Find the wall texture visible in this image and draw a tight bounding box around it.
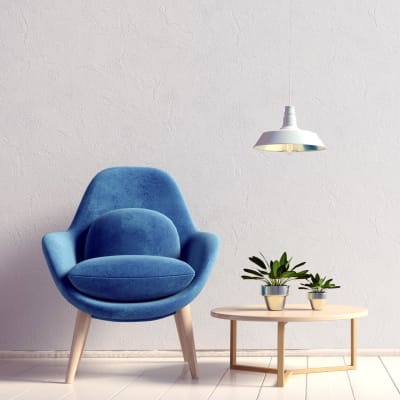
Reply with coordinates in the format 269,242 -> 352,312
1,0 -> 399,351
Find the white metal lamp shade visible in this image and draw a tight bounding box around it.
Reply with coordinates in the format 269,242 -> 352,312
254,106 -> 326,152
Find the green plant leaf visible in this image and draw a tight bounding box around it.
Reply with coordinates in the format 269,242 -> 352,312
249,256 -> 267,270
271,260 -> 280,278
259,252 -> 269,267
297,272 -> 340,291
292,261 -> 306,269
242,268 -> 264,277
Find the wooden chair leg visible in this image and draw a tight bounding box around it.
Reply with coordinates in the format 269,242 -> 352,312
175,313 -> 188,362
174,304 -> 198,378
65,310 -> 92,384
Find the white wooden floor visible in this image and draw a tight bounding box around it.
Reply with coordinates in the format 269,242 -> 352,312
0,356 -> 399,400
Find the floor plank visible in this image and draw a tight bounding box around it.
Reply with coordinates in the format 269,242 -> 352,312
0,358 -> 160,400
307,356 -> 354,400
208,384 -> 262,400
347,356 -> 400,400
219,357 -> 269,387
0,359 -> 61,399
258,357 -> 307,400
0,356 -> 399,400
160,359 -> 228,400
379,357 -> 400,395
108,360 -> 191,400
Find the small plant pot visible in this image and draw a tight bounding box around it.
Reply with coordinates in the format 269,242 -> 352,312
308,292 -> 327,311
261,285 -> 289,311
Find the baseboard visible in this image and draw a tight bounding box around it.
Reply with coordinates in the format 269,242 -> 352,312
1,348 -> 400,359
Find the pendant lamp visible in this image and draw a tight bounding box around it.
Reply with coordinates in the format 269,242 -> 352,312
253,105 -> 326,152
254,0 -> 326,153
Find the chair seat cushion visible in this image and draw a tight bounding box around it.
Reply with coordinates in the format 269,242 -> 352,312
84,208 -> 181,259
68,255 -> 195,302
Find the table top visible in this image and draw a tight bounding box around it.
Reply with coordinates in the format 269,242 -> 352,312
211,304 -> 368,322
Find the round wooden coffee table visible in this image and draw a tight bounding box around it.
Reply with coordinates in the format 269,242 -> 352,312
211,304 -> 368,387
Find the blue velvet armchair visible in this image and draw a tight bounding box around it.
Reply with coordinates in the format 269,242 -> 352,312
42,167 -> 219,383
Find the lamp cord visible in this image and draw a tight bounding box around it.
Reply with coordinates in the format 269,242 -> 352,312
288,0 -> 292,105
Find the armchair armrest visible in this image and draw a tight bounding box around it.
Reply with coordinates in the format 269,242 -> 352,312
42,231 -> 78,280
180,231 -> 220,276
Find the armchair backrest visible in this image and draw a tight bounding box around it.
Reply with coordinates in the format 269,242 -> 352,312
68,167 -> 196,261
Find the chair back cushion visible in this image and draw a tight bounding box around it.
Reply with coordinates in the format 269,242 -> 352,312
68,255 -> 195,302
84,208 -> 180,259
69,167 -> 196,254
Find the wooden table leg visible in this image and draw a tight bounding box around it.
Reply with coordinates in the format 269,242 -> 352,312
217,311 -> 363,384
230,320 -> 237,367
277,321 -> 286,387
351,318 -> 357,368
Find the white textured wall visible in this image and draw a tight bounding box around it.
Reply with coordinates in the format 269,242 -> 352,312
1,0 -> 399,351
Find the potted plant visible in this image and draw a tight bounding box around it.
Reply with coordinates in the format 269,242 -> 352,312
299,273 -> 340,310
241,251 -> 308,311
